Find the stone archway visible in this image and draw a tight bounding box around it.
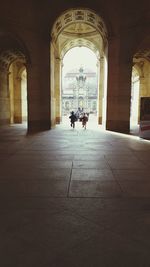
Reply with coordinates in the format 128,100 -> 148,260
0,32 -> 30,126
131,35 -> 150,131
9,63 -> 27,124
51,8 -> 108,128
51,9 -> 107,43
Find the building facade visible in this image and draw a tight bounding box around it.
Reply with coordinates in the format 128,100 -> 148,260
62,67 -> 97,115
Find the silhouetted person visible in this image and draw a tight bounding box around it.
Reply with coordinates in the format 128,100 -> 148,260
82,113 -> 88,129
69,111 -> 77,128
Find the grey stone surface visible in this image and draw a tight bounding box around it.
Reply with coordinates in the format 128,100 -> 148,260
0,124 -> 150,266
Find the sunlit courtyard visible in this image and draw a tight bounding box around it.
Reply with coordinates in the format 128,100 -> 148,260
61,46 -> 105,128
61,113 -> 103,130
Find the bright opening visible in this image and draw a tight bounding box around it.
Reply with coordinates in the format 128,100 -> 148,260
21,69 -> 27,122
130,68 -> 140,127
9,62 -> 27,125
61,47 -> 99,128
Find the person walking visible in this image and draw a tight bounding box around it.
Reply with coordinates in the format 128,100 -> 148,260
69,111 -> 77,128
81,113 -> 88,129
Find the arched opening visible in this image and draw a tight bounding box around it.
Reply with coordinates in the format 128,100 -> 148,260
51,8 -> 108,129
130,67 -> 140,127
9,61 -> 27,124
61,46 -> 99,127
131,35 -> 150,135
0,32 -> 29,127
21,69 -> 27,122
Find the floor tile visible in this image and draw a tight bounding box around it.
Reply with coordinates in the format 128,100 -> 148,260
73,160 -> 110,169
69,180 -> 122,197
71,168 -> 114,181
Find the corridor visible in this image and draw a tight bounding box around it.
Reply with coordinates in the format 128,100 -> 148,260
0,123 -> 150,266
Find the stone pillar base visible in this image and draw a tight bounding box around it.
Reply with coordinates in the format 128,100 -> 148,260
51,118 -> 56,128
106,120 -> 129,134
28,120 -> 51,133
56,117 -> 61,124
14,116 -> 22,123
98,116 -> 102,124
0,119 -> 10,125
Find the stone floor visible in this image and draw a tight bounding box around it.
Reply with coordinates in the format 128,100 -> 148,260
0,120 -> 150,267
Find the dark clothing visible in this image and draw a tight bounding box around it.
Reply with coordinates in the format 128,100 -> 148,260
69,113 -> 77,128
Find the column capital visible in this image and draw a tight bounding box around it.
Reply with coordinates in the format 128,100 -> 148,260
55,57 -> 61,62
16,76 -> 22,82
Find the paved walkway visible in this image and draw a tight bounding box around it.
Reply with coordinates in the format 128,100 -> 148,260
0,122 -> 150,266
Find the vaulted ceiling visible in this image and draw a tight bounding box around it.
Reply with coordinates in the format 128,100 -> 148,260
51,9 -> 107,60
0,33 -> 28,71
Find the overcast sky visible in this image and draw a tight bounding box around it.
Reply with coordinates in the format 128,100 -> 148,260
63,47 -> 97,74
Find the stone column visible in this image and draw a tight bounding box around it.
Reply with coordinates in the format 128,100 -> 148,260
27,48 -> 51,132
98,56 -> 105,124
106,38 -> 132,133
21,71 -> 27,122
0,69 -> 10,125
14,76 -> 22,123
54,57 -> 61,124
50,43 -> 56,127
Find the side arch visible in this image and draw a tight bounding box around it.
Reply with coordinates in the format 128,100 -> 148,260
0,31 -> 30,126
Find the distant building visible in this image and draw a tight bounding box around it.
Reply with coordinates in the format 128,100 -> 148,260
62,67 -> 97,115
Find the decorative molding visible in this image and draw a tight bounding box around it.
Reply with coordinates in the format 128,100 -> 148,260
0,50 -> 26,71
134,50 -> 150,61
51,9 -> 108,43
60,38 -> 100,59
